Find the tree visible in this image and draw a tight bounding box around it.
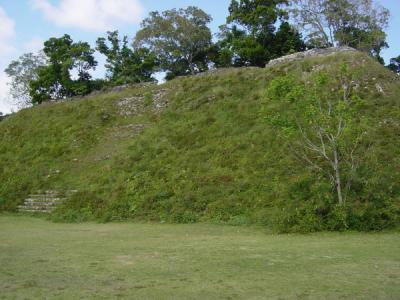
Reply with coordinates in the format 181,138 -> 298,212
96,31 -> 157,85
266,64 -> 367,205
216,25 -> 269,67
134,6 -> 213,79
291,0 -> 390,60
227,0 -> 288,33
291,0 -> 336,48
217,0 -> 306,67
29,34 -> 97,104
272,22 -> 308,58
4,52 -> 47,108
387,56 -> 400,74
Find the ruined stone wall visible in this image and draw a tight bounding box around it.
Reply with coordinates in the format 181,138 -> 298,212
267,47 -> 357,67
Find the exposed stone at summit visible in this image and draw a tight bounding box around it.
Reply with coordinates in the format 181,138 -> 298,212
267,47 -> 357,67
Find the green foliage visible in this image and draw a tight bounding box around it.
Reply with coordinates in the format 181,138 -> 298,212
134,6 -> 213,79
272,22 -> 307,58
266,63 -> 367,204
227,0 -> 288,33
96,31 -> 157,85
0,195 -> 6,210
217,26 -> 270,67
326,205 -> 349,231
0,52 -> 399,232
216,1 -> 305,67
263,56 -> 400,232
349,201 -> 400,231
29,34 -> 97,104
292,0 -> 390,61
273,200 -> 400,233
4,52 -> 47,108
266,74 -> 302,102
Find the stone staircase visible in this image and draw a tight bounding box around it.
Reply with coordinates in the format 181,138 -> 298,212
18,191 -> 69,213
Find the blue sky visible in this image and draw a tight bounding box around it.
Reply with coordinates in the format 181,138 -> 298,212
0,0 -> 399,113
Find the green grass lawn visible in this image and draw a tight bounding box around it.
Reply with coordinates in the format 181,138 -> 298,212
1,215 -> 399,299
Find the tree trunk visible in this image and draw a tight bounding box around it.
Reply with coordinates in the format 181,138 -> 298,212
333,149 -> 344,206
188,53 -> 195,75
189,64 -> 195,75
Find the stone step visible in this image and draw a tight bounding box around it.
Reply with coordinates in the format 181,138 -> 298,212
24,198 -> 66,203
19,208 -> 51,213
18,208 -> 54,212
18,190 -> 76,213
28,194 -> 65,198
41,190 -> 59,194
25,199 -> 65,203
22,204 -> 61,208
19,208 -> 56,212
19,205 -> 55,210
19,204 -> 54,208
20,201 -> 61,205
19,205 -> 58,210
25,197 -> 65,200
23,203 -> 62,207
23,201 -> 63,205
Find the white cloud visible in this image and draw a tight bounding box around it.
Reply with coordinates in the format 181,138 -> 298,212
31,0 -> 144,32
0,6 -> 16,57
0,70 -> 12,114
23,37 -> 44,53
0,6 -> 16,114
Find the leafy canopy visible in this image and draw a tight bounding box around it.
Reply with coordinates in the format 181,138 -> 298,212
217,0 -> 305,67
4,52 -> 47,108
292,0 -> 390,61
29,34 -> 97,104
134,6 -> 213,80
266,64 -> 369,206
227,0 -> 288,33
96,31 -> 157,85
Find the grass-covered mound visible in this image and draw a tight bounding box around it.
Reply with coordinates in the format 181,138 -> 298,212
0,51 -> 399,231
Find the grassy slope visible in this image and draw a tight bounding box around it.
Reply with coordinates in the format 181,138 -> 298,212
0,52 -> 399,225
1,215 -> 399,299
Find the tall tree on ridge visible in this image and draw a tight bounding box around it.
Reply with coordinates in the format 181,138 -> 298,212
291,0 -> 390,62
215,0 -> 306,67
96,31 -> 157,85
134,6 -> 213,80
29,34 -> 97,104
4,52 -> 47,108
